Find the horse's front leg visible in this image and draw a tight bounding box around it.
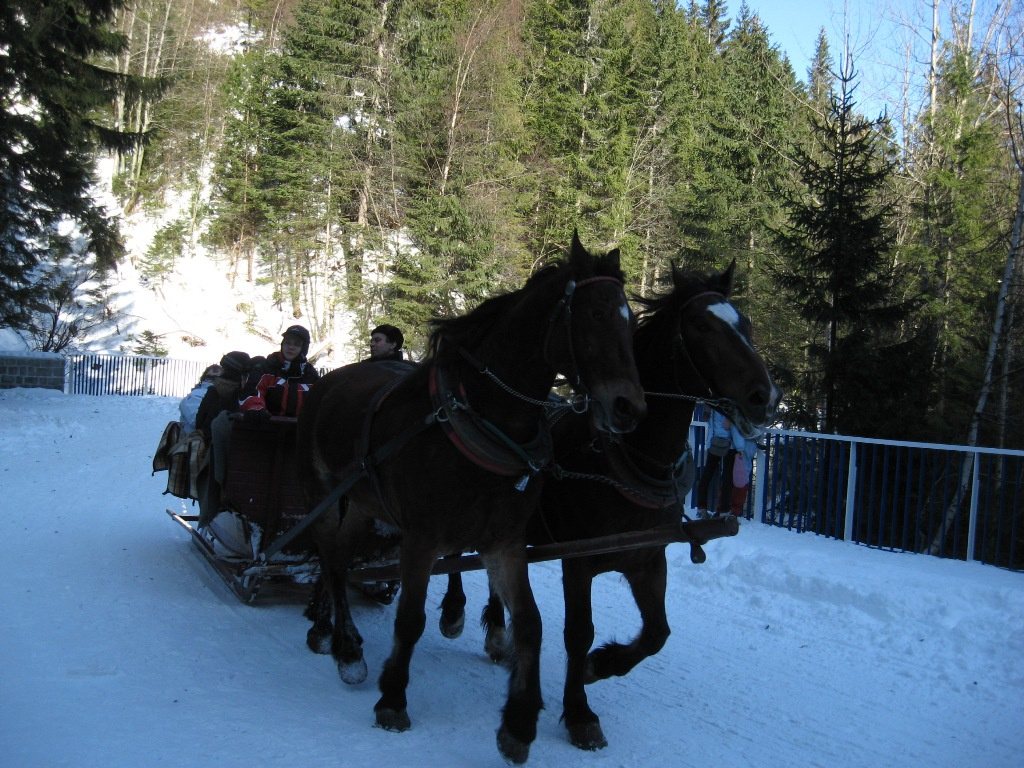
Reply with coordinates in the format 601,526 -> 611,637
486,548 -> 543,765
374,543 -> 436,732
588,551 -> 670,680
559,558 -> 605,750
304,574 -> 333,654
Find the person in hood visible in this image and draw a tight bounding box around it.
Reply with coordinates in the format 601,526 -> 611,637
195,352 -> 251,441
178,363 -> 222,436
194,350 -> 252,528
239,325 -> 320,419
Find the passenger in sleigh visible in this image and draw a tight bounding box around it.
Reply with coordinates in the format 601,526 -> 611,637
200,327 -> 319,559
194,351 -> 258,557
238,325 -> 320,422
178,363 -> 222,436
153,354 -> 248,504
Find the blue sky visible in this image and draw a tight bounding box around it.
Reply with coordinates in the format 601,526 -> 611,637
746,0 -> 846,78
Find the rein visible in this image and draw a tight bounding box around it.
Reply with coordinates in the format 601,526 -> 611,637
265,272 -> 634,556
457,274 -> 628,414
643,289 -> 726,408
547,288 -> 737,512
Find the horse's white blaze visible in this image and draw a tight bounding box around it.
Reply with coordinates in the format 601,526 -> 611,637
707,300 -> 756,352
618,300 -> 631,324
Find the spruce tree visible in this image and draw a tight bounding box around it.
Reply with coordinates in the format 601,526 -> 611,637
0,0 -> 149,331
387,0 -> 531,343
771,65 -> 918,436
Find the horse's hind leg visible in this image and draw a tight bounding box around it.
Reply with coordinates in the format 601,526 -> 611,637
319,511 -> 368,684
482,588 -> 509,663
439,567 -> 466,639
587,551 -> 670,680
375,544 -> 436,732
559,559 -> 606,750
487,550 -> 543,765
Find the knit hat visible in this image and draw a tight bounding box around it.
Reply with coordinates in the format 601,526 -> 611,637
282,324 -> 311,357
218,351 -> 251,383
371,324 -> 403,350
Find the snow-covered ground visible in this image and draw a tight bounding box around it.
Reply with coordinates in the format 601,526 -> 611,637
2,388 -> 1022,768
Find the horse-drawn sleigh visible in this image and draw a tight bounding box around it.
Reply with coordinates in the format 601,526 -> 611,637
158,234 -> 779,763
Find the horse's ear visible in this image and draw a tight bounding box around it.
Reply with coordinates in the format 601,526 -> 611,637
606,247 -> 621,272
569,229 -> 596,270
719,259 -> 737,296
570,228 -> 585,257
670,260 -> 684,288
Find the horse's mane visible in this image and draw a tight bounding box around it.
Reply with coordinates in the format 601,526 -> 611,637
632,264 -> 732,359
426,246 -> 625,365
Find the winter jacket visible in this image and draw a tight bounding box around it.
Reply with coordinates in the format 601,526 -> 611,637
178,381 -> 214,435
239,351 -> 320,417
195,382 -> 242,441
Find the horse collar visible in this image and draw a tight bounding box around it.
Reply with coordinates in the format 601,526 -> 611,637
592,431 -> 695,510
429,363 -> 552,479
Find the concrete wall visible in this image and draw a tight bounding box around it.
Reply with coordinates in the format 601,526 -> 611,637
0,352 -> 65,391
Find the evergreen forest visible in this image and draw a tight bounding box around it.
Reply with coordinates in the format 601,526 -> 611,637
3,0 -> 1024,450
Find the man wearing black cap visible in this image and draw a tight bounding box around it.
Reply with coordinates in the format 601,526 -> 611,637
240,325 -> 320,419
367,324 -> 405,362
195,351 -> 251,441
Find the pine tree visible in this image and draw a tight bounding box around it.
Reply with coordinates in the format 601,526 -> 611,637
904,47 -> 1017,441
386,0 -> 532,344
206,49 -> 276,285
0,0 -> 150,331
771,64 -> 918,436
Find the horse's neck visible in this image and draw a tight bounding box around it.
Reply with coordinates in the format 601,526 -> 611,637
456,314 -> 557,440
626,344 -> 699,461
627,396 -> 695,463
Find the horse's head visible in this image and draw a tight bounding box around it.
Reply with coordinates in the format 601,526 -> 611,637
643,261 -> 781,437
545,232 -> 647,434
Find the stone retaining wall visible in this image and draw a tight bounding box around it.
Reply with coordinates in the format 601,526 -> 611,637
0,352 -> 65,391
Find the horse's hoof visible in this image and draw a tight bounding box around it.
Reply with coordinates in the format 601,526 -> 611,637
567,721 -> 608,751
439,612 -> 464,639
485,628 -> 510,664
497,725 -> 531,765
337,656 -> 368,685
374,706 -> 411,732
306,628 -> 332,655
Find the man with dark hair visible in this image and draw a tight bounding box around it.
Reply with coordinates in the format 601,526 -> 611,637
368,324 -> 405,362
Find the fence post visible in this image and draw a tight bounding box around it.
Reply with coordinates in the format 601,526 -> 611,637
754,443 -> 767,521
966,450 -> 981,563
843,443 -> 857,542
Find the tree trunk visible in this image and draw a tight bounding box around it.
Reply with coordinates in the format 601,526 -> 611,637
923,170 -> 1024,555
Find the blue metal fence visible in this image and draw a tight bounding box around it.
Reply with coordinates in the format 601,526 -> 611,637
754,430 -> 1024,571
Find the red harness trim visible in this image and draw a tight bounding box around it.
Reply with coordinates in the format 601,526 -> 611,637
428,364 -> 545,478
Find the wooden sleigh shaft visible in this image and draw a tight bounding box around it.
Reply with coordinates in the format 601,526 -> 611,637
167,509 -> 737,602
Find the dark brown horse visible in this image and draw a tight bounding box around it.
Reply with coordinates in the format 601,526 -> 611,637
295,234 -> 646,764
440,261 -> 781,750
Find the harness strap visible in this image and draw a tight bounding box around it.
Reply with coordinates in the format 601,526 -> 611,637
258,407 -> 439,561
